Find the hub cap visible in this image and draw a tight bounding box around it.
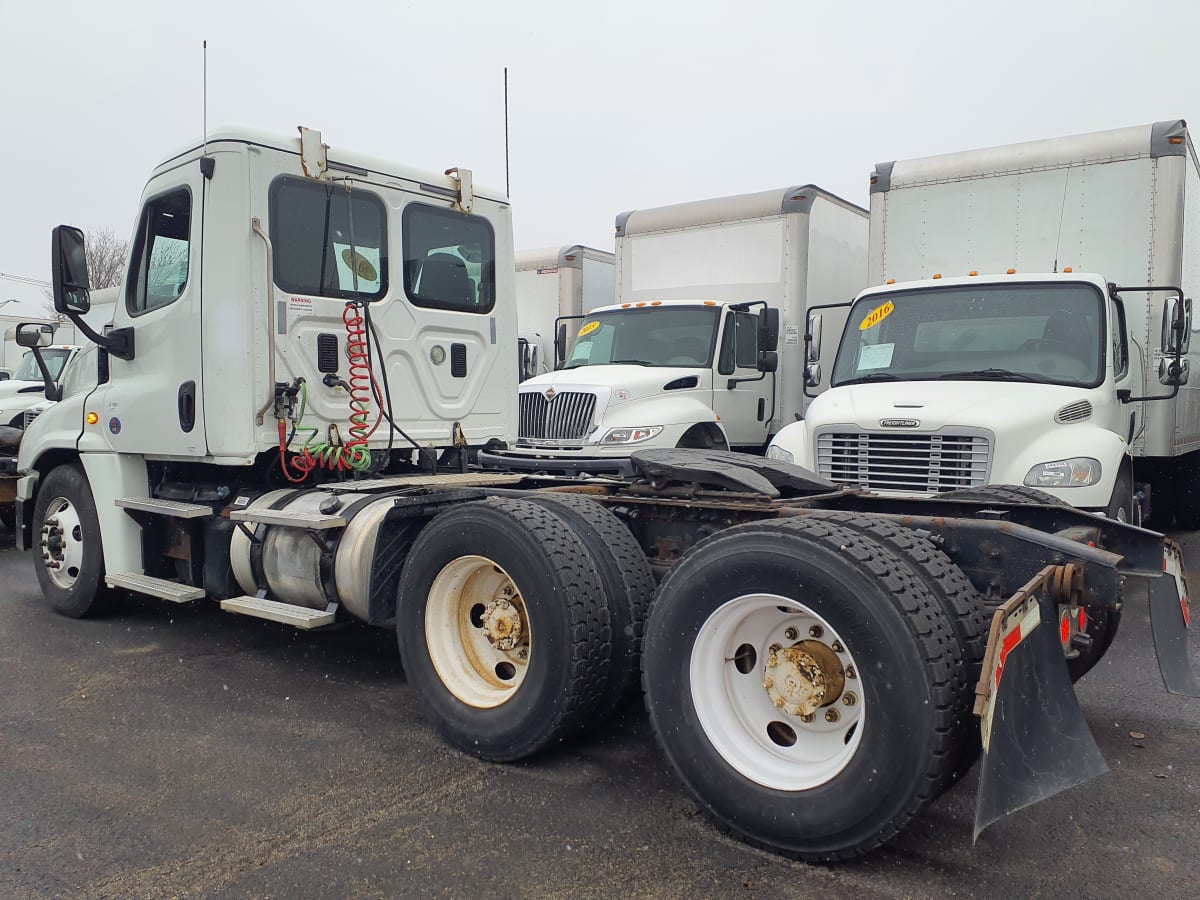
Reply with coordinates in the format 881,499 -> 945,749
425,555 -> 532,708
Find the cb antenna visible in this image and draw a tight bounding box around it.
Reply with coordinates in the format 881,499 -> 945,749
200,40 -> 214,179
504,66 -> 510,198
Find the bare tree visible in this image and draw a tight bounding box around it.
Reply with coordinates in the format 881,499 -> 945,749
83,227 -> 129,290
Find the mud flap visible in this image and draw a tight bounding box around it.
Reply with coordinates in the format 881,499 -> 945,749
1150,540 -> 1200,697
973,568 -> 1107,841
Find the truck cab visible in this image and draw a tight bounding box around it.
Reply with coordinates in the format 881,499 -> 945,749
0,344 -> 82,428
768,271 -> 1191,520
483,298 -> 779,474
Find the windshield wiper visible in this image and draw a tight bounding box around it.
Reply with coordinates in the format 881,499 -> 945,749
610,359 -> 652,366
838,372 -> 900,386
937,368 -> 1037,382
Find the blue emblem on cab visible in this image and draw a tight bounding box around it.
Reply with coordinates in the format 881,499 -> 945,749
109,417 -> 122,435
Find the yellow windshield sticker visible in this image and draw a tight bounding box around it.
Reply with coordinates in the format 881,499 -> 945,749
859,300 -> 895,331
341,248 -> 379,282
578,320 -> 600,337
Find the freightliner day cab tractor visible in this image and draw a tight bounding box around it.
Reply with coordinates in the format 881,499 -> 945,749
770,120 -> 1200,528
482,186 -> 868,475
14,126 -> 1200,862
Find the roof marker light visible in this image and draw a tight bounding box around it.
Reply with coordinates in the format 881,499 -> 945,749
1007,268 -> 1017,274
969,270 -> 978,277
703,300 -> 717,306
932,273 -> 942,280
651,300 -> 662,306
622,303 -> 631,308
636,302 -> 646,307
1170,136 -> 1184,144
886,278 -> 896,285
1063,266 -> 1073,273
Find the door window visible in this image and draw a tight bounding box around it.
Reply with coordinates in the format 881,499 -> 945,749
128,188 -> 192,315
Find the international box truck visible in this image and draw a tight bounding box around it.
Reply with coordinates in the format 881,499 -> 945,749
484,185 -> 868,474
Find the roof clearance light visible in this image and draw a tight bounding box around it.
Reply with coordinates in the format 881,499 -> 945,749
969,270 -> 978,277
636,302 -> 647,307
1063,266 -> 1073,273
886,278 -> 896,285
1170,136 -> 1184,144
932,273 -> 942,280
86,412 -> 99,425
651,300 -> 662,306
622,303 -> 631,308
870,176 -> 878,185
703,300 -> 717,306
1007,268 -> 1017,274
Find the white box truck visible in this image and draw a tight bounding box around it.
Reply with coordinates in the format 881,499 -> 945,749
484,186 -> 868,474
768,119 -> 1200,524
514,245 -> 614,380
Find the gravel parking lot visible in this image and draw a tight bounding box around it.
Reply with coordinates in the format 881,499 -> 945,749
2,530 -> 1199,898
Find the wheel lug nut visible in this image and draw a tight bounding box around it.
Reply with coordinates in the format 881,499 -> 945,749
783,626 -> 798,641
831,641 -> 843,653
769,643 -> 782,654
773,697 -> 786,709
809,625 -> 823,638
763,676 -> 775,689
842,692 -> 857,706
800,712 -> 815,724
846,665 -> 856,680
825,708 -> 840,723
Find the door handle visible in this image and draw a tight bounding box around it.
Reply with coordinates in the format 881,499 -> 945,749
178,381 -> 196,433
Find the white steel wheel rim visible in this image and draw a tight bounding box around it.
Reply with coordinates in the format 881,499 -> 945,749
425,555 -> 532,709
690,593 -> 866,790
40,496 -> 86,590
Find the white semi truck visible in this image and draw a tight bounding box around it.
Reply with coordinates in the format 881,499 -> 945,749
769,120 -> 1200,526
482,186 -> 868,474
515,244 -> 614,381
14,126 -> 1198,862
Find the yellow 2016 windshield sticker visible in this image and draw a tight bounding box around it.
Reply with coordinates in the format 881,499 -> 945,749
859,300 -> 895,331
578,320 -> 601,337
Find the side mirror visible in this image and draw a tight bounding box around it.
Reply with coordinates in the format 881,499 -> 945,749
1161,295 -> 1191,355
51,225 -> 92,315
758,308 -> 780,352
805,362 -> 823,388
555,323 -> 567,367
1159,357 -> 1191,386
757,350 -> 779,373
15,322 -> 54,349
806,313 -> 823,363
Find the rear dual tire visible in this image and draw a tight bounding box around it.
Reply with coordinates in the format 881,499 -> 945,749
642,516 -> 969,862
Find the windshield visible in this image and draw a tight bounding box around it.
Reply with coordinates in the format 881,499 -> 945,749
565,306 -> 720,369
831,283 -> 1105,388
12,348 -> 72,382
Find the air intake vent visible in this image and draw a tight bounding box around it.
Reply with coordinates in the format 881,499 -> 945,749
317,333 -> 339,373
1054,400 -> 1093,424
663,376 -> 699,391
451,343 -> 467,378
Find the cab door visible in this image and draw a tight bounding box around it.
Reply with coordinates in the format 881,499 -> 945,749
91,160 -> 207,456
711,309 -> 773,448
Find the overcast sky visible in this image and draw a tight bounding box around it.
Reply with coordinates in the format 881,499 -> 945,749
2,0 -> 1198,316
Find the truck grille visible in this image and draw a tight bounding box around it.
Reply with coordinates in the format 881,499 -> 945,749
816,429 -> 992,493
519,391 -> 596,441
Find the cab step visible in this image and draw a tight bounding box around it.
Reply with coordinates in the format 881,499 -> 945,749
228,509 -> 346,530
115,497 -> 213,518
105,572 -> 205,603
220,595 -> 337,629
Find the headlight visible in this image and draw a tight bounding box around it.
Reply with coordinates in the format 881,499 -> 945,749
1023,457 -> 1101,487
765,444 -> 794,464
599,426 -> 663,445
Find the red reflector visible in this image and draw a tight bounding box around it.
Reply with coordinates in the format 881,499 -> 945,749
1060,612 -> 1071,645
1078,606 -> 1087,632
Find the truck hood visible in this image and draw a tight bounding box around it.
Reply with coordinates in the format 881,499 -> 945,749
520,365 -> 707,405
813,379 -> 1093,430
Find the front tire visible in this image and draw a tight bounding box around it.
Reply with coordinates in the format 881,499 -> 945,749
32,464 -> 119,618
396,498 -> 613,761
642,517 -> 963,862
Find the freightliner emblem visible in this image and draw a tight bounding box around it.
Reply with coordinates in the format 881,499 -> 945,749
544,387 -> 556,401
880,418 -> 920,427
